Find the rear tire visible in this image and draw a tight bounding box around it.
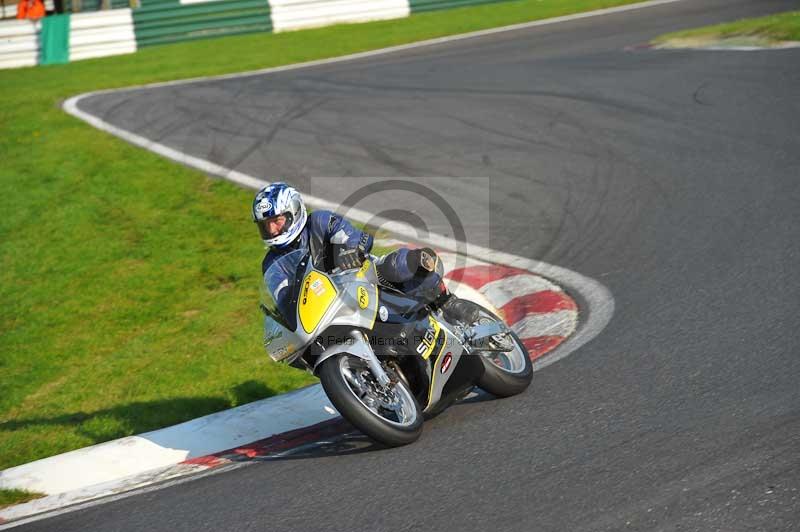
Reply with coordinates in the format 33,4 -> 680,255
318,354 -> 423,447
458,302 -> 533,397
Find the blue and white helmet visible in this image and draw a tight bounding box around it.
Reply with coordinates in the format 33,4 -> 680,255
252,183 -> 307,248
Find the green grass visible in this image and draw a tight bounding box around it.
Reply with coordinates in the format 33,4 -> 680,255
0,0 -> 642,504
654,10 -> 800,46
0,489 -> 45,509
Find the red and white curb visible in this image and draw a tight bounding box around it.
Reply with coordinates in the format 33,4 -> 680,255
0,244 -> 586,527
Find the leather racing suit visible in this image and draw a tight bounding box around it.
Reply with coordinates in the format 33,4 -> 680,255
262,210 -> 443,309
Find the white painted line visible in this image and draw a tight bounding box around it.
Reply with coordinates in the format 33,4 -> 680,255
662,42 -> 800,51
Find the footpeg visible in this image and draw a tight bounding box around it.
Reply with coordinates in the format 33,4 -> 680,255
465,322 -> 509,349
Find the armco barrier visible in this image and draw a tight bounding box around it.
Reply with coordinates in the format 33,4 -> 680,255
70,9 -> 136,60
409,0 -> 509,13
0,19 -> 39,69
132,0 -> 272,47
63,0 -> 132,13
1,0 -> 522,69
4,0 -> 590,68
269,0 -> 408,33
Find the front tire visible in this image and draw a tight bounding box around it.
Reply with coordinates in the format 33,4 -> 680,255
318,354 -> 423,447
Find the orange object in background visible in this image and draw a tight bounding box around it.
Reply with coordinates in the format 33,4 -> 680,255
16,0 -> 46,20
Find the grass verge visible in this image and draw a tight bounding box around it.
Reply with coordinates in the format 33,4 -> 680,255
653,10 -> 800,47
0,0 -> 643,502
0,489 -> 45,510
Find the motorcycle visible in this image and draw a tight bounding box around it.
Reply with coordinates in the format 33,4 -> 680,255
261,248 -> 533,447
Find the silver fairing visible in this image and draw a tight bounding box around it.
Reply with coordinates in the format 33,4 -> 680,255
263,258 -> 380,364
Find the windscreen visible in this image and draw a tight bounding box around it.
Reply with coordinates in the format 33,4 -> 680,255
261,248 -> 307,327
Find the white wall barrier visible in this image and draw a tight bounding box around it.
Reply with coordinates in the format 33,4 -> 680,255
270,0 -> 409,33
69,8 -> 136,61
0,18 -> 39,68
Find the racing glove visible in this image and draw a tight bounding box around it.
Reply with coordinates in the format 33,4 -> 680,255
334,245 -> 364,271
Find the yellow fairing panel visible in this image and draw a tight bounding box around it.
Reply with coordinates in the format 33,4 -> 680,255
421,316 -> 442,360
299,271 -> 337,334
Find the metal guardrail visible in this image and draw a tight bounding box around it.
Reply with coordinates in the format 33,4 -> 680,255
132,0 -> 271,47
1,0 -> 519,68
0,18 -> 39,68
70,8 -> 135,60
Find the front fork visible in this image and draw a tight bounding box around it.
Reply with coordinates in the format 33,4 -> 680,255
314,330 -> 392,387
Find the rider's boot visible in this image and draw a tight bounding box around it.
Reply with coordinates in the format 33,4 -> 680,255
437,283 -> 480,325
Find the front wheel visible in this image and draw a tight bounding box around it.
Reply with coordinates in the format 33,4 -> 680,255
318,354 -> 423,447
461,302 -> 533,397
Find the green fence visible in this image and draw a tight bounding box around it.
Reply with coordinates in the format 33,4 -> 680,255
133,0 -> 271,47
64,0 -> 133,13
409,0 -> 510,13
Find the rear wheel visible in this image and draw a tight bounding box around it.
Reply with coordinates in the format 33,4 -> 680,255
458,301 -> 533,397
318,354 -> 423,447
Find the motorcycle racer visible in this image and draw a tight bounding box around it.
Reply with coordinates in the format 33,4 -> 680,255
253,182 -> 446,311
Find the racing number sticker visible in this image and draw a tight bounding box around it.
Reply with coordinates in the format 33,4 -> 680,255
357,286 -> 369,309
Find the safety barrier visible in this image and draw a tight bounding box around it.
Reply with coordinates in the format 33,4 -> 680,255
269,0 -> 408,33
70,8 -> 135,60
0,19 -> 39,68
63,0 -> 133,14
133,0 -> 271,47
1,0 -> 517,69
409,0 -> 508,13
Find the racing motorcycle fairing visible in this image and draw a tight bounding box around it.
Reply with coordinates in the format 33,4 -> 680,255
261,249 -> 489,416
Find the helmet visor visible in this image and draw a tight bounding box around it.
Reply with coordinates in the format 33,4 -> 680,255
257,214 -> 291,241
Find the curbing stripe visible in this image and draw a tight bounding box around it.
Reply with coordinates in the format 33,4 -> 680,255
500,290 -> 577,324
480,274 -> 563,307
513,310 -> 578,339
447,264 -> 544,288
523,336 -> 565,359
443,261 -> 577,361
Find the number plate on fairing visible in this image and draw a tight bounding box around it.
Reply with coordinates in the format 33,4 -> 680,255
298,271 -> 337,333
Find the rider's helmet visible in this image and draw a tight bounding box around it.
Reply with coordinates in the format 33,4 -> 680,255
252,182 -> 307,248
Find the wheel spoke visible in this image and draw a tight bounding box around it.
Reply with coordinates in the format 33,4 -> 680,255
338,356 -> 418,427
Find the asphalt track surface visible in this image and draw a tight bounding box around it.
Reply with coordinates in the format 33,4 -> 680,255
33,0 -> 800,530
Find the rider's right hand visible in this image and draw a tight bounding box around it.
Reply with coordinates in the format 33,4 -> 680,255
334,246 -> 364,271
